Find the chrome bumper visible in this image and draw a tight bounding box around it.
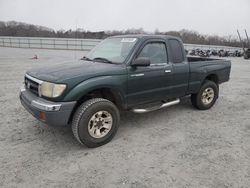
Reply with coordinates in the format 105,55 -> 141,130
20,88 -> 61,111
20,88 -> 76,126
31,99 -> 61,111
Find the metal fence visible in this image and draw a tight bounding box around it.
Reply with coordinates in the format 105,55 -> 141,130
0,36 -> 101,51
0,36 -> 242,52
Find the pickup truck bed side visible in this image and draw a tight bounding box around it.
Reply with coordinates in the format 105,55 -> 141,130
187,57 -> 231,94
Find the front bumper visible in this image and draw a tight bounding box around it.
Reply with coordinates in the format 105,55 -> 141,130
20,88 -> 76,126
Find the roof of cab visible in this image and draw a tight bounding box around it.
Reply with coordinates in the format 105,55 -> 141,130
109,34 -> 181,41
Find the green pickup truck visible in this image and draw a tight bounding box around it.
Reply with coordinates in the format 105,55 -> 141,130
20,35 -> 231,147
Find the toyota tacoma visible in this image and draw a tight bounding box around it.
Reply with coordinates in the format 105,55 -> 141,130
20,35 -> 231,147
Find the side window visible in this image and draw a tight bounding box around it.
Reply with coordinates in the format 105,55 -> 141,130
137,42 -> 168,64
169,39 -> 184,63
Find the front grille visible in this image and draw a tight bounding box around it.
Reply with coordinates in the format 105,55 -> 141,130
25,76 -> 40,96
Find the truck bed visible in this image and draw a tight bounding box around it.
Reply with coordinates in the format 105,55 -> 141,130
187,56 -> 220,62
186,56 -> 231,94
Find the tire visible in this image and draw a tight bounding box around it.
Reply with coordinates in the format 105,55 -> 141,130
191,80 -> 218,110
72,98 -> 120,148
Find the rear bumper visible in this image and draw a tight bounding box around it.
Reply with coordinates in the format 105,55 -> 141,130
20,88 -> 76,126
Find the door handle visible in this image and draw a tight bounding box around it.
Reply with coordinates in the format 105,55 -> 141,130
130,73 -> 145,77
165,70 -> 171,73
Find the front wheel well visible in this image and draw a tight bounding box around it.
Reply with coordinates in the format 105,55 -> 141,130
68,88 -> 123,124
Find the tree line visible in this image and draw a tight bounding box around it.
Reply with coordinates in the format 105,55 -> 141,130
0,21 -> 247,48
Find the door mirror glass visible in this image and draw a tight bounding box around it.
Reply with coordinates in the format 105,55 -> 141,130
131,57 -> 151,67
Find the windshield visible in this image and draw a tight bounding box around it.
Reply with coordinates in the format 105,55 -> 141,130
86,37 -> 138,63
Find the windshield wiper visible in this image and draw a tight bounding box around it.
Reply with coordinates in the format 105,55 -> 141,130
92,57 -> 114,64
80,56 -> 93,61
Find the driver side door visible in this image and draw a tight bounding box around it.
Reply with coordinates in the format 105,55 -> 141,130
126,40 -> 173,107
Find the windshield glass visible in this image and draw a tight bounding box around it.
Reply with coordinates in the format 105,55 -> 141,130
86,37 -> 138,63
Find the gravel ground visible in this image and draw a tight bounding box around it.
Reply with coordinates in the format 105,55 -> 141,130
0,47 -> 250,188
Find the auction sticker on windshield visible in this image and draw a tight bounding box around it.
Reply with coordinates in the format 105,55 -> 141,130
121,38 -> 137,42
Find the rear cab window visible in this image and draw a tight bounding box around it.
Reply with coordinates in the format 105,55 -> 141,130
168,39 -> 185,63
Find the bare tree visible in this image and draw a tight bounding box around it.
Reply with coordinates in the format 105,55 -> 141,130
0,21 -> 246,47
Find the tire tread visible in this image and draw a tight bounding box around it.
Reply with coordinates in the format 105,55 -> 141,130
72,98 -> 113,146
191,80 -> 218,110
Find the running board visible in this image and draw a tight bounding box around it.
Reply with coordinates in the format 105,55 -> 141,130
132,99 -> 180,113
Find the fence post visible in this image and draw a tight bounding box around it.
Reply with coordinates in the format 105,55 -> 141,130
19,38 -> 21,48
53,39 -> 55,49
40,39 -> 42,48
28,38 -> 30,48
9,38 -> 12,47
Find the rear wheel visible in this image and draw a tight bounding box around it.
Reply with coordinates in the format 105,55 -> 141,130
72,98 -> 120,148
191,80 -> 218,110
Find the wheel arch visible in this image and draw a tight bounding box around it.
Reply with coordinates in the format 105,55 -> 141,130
68,87 -> 125,124
204,74 -> 219,85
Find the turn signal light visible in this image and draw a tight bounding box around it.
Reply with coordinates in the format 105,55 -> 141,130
39,112 -> 46,121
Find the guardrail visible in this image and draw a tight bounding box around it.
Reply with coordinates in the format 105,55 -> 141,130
0,36 -> 242,52
0,36 -> 101,51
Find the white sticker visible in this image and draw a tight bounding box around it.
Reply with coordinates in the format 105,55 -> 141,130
121,38 -> 137,43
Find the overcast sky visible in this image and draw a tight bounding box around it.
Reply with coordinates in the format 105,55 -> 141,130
0,0 -> 249,36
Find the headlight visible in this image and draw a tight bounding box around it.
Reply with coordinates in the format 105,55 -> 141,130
39,82 -> 66,98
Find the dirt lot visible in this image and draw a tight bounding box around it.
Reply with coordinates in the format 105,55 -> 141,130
0,47 -> 250,188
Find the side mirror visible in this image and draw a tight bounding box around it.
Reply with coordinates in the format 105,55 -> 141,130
131,57 -> 151,67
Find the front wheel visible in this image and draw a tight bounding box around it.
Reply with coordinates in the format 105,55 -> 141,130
191,80 -> 218,110
72,98 -> 120,148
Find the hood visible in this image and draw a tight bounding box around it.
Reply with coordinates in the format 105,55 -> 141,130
27,60 -> 126,83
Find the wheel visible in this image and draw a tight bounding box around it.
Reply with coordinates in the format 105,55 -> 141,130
72,98 -> 120,148
191,80 -> 218,110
